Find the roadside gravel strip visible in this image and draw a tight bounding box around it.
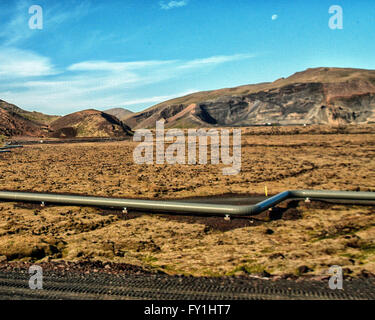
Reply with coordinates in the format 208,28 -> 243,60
0,262 -> 374,300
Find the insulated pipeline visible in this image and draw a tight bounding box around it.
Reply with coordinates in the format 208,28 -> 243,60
0,145 -> 23,153
0,189 -> 374,217
0,145 -> 23,150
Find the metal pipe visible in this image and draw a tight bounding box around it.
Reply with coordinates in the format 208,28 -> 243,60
0,145 -> 23,150
0,189 -> 374,217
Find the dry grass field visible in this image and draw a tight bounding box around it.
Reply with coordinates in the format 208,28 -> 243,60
0,125 -> 374,278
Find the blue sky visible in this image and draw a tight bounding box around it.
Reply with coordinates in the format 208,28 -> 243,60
0,0 -> 375,115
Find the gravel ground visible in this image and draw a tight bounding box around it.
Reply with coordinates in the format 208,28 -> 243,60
0,261 -> 374,300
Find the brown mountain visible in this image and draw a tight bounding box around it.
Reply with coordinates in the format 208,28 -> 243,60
0,100 -> 59,126
50,109 -> 133,138
0,100 -> 49,137
125,67 -> 375,129
0,100 -> 132,139
104,108 -> 134,121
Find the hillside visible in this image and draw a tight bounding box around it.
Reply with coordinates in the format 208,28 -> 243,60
0,100 -> 133,139
50,109 -> 133,138
0,100 -> 48,137
0,100 -> 60,126
125,67 -> 375,128
104,108 -> 134,121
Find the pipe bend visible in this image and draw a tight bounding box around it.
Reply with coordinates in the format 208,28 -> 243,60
227,190 -> 293,216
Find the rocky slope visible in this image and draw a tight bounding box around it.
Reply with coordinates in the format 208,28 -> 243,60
50,109 -> 133,138
0,100 -> 59,126
0,100 -> 49,137
125,67 -> 375,129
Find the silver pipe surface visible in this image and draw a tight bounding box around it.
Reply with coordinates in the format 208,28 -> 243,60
0,189 -> 374,217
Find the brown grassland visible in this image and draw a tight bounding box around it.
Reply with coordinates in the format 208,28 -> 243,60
0,125 -> 374,278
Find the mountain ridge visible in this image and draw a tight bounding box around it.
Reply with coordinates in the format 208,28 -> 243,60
0,100 -> 49,137
0,101 -> 133,138
1,67 -> 375,137
0,100 -> 60,126
125,67 -> 375,128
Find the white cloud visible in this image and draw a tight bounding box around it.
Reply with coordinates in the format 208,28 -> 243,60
45,2 -> 92,26
0,47 -> 57,78
178,54 -> 255,69
68,60 -> 176,72
0,50 -> 255,114
159,1 -> 188,10
272,14 -> 278,21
